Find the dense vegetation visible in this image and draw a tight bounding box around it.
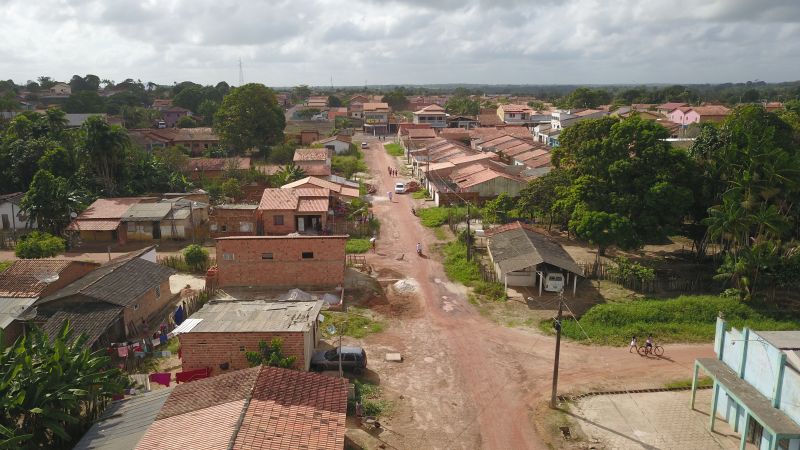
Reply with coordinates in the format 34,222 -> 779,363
545,295 -> 800,345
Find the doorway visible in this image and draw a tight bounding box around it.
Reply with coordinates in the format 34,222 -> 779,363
152,222 -> 161,239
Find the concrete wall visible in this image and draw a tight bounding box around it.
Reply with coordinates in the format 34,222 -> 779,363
179,331 -> 308,375
0,202 -> 36,230
215,236 -> 347,288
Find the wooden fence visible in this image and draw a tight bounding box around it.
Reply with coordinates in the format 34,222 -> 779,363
578,261 -> 717,294
0,231 -> 17,250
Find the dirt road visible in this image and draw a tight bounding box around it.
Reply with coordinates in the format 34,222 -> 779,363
356,134 -> 714,449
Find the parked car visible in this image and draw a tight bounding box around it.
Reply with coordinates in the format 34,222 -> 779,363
544,272 -> 565,292
311,346 -> 367,374
361,142 -> 369,149
394,182 -> 406,194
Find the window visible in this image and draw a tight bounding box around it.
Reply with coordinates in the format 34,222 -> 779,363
261,252 -> 274,260
223,252 -> 235,261
239,345 -> 245,352
155,286 -> 161,298
133,304 -> 139,310
239,222 -> 253,232
127,222 -> 135,232
221,224 -> 227,232
302,252 -> 314,259
274,215 -> 284,226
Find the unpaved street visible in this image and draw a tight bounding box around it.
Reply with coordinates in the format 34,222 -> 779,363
356,133 -> 715,449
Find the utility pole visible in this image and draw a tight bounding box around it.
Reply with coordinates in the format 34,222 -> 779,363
550,292 -> 564,409
465,203 -> 471,261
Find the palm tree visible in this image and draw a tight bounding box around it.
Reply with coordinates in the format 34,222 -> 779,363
275,164 -> 306,186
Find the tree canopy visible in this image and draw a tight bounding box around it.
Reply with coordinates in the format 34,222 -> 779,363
214,83 -> 286,155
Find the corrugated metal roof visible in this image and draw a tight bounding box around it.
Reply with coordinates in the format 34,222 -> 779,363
73,388 -> 173,450
120,203 -> 174,222
188,300 -> 323,333
0,297 -> 37,329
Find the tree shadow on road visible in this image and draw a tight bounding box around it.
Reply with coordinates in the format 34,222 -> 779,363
560,408 -> 660,450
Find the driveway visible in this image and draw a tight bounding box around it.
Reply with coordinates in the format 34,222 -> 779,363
573,389 -> 746,449
354,133 -> 715,449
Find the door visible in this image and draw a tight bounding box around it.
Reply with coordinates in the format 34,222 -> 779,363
747,419 -> 763,445
297,217 -> 305,232
152,221 -> 162,239
1,214 -> 8,230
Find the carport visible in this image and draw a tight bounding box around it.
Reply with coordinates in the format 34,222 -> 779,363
486,221 -> 583,296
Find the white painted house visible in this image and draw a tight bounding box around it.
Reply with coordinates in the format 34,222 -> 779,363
0,193 -> 36,231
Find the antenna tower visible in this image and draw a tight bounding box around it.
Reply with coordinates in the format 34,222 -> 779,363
238,58 -> 244,85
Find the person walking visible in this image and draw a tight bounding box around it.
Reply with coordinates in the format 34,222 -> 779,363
370,236 -> 377,253
388,191 -> 393,202
629,336 -> 638,353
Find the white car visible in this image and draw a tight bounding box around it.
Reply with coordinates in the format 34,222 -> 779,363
394,182 -> 406,194
361,142 -> 369,149
544,273 -> 565,292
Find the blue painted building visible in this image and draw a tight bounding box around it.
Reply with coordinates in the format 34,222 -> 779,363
692,317 -> 800,450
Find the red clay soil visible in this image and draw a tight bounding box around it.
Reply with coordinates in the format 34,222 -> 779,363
357,133 -> 714,450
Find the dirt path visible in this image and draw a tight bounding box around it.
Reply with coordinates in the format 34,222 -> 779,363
356,134 -> 714,449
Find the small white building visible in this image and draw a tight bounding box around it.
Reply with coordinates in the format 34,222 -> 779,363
312,135 -> 352,154
0,193 -> 36,232
48,83 -> 72,96
413,104 -> 448,129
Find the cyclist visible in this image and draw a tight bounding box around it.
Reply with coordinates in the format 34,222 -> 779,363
645,335 -> 654,354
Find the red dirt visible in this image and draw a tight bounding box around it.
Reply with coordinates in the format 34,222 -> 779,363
357,134 -> 714,449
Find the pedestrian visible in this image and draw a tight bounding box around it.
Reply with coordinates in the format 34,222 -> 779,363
388,166 -> 391,175
629,336 -> 638,353
388,191 -> 393,202
370,236 -> 376,253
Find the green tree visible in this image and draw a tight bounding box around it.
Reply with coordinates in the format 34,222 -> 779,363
14,231 -> 66,258
381,88 -> 409,111
516,169 -> 570,228
173,86 -> 204,112
197,99 -> 219,126
444,96 -> 480,116
291,85 -> 311,103
267,143 -> 297,165
274,164 -> 306,185
64,91 -> 106,113
560,87 -> 612,109
176,116 -> 197,128
220,177 -> 243,200
20,170 -> 76,235
0,322 -> 126,448
296,108 -> 321,120
153,145 -> 189,173
214,83 -> 286,154
482,193 -> 516,224
554,116 -> 694,253
570,209 -> 637,264
183,244 -> 210,272
244,338 -> 297,369
79,116 -> 130,194
328,95 -> 343,107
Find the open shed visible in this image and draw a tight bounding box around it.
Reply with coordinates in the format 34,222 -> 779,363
486,221 -> 583,295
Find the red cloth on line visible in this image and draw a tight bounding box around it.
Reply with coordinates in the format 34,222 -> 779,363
148,372 -> 171,387
117,346 -> 129,358
175,368 -> 210,384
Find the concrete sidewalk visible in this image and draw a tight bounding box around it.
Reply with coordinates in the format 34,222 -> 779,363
572,389 -> 749,449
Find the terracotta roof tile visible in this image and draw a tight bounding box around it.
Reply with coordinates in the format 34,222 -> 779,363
185,157 -> 251,172
0,260 -> 96,298
293,148 -> 330,162
297,198 -> 330,213
156,367 -> 260,420
67,219 -> 122,231
137,400 -> 247,450
281,177 -> 359,199
259,188 -> 330,211
74,198 -> 144,220
407,128 -> 438,139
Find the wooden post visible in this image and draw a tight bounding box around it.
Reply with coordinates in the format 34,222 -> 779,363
538,272 -> 543,296
550,299 -> 563,409
573,274 -> 577,296
690,362 -> 700,409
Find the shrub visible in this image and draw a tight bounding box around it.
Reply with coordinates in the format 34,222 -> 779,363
412,188 -> 430,200
418,207 -> 450,228
384,143 -> 405,157
608,256 -> 655,283
441,241 -> 480,285
244,338 -> 297,368
346,238 -> 371,254
15,231 -> 65,258
332,155 -> 367,179
183,244 -> 210,272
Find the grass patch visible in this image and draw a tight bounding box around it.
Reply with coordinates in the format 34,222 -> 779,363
384,142 -> 405,157
0,261 -> 11,272
665,376 -> 713,389
441,241 -> 506,302
321,308 -> 384,339
541,295 -> 800,345
349,380 -> 393,417
412,188 -> 430,200
433,226 -> 448,241
418,207 -> 450,228
346,238 -> 371,254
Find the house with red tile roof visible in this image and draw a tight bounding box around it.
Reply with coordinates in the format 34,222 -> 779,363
129,127 -> 220,156
657,102 -> 689,115
497,104 -> 534,124
293,148 -> 332,177
134,365 -> 347,450
362,102 -> 391,135
313,135 -> 352,154
259,187 -> 331,235
413,104 -> 448,128
281,176 -> 360,201
184,157 -> 251,180
67,197 -> 155,245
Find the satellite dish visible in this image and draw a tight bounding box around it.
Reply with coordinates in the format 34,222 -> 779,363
70,212 -> 78,219
17,306 -> 38,321
34,271 -> 59,283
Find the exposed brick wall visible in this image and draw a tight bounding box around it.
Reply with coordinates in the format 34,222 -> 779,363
209,209 -> 258,237
179,331 -> 308,376
215,236 -> 347,288
41,262 -> 99,297
261,210 -> 298,235
122,278 -> 173,335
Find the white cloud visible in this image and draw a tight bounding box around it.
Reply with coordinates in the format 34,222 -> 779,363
0,0 -> 797,86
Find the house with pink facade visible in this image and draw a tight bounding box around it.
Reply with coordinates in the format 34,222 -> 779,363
669,105 -> 731,126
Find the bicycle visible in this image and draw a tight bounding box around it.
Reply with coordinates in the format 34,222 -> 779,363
638,344 -> 664,357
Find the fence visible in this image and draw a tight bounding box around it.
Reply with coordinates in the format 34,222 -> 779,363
329,220 -> 378,238
0,231 -> 17,249
578,261 -> 716,294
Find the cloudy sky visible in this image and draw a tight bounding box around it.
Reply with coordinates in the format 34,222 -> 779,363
1,0 -> 799,87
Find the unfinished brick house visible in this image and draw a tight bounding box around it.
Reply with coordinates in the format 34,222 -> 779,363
259,188 -> 330,235
177,300 -> 323,374
293,148 -> 332,177
215,235 -> 347,289
208,204 -> 259,237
